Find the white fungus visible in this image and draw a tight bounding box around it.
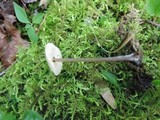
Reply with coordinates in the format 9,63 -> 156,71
45,43 -> 63,76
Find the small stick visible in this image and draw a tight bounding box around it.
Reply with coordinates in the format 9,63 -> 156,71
0,61 -> 17,77
0,70 -> 5,77
53,53 -> 141,64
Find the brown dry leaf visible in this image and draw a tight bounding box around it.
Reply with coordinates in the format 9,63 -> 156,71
0,0 -> 14,15
1,38 -> 29,68
0,27 -> 7,57
100,87 -> 117,109
0,7 -> 29,68
0,9 -> 16,24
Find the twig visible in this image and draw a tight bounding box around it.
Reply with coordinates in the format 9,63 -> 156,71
0,61 -> 17,77
0,70 -> 6,77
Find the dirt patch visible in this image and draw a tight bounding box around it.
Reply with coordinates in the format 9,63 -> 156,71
126,63 -> 153,94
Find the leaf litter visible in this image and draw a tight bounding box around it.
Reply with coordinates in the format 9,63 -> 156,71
0,1 -> 29,71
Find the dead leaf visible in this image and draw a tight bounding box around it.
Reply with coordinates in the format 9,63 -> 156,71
0,6 -> 29,68
0,0 -> 14,15
1,40 -> 21,68
1,38 -> 29,68
100,87 -> 117,109
1,20 -> 29,68
3,14 -> 16,24
0,26 -> 7,57
0,9 -> 16,24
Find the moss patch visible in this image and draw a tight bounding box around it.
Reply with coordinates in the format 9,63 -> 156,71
0,0 -> 160,119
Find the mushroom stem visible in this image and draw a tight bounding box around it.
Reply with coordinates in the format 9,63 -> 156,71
53,52 -> 141,64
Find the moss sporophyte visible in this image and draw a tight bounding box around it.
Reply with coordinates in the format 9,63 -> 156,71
45,43 -> 142,75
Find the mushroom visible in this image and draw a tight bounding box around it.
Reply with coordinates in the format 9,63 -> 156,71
45,43 -> 142,75
45,43 -> 63,76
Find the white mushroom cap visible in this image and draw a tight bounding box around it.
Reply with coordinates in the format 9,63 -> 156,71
45,43 -> 63,76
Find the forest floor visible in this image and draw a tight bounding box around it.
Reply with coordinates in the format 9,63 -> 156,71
0,0 -> 160,119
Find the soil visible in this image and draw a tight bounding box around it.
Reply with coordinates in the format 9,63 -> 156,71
126,62 -> 153,94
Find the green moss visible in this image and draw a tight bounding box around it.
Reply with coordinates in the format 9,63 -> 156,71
0,0 -> 160,119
